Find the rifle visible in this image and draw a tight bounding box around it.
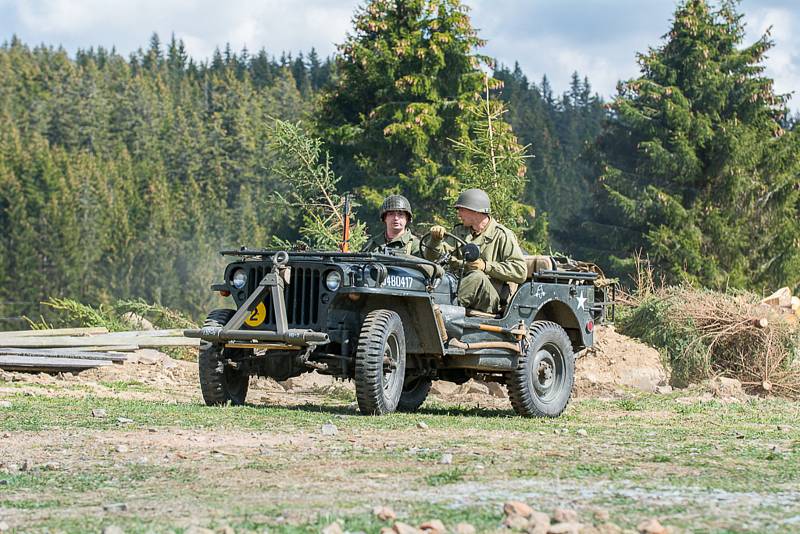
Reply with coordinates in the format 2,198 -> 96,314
340,193 -> 351,252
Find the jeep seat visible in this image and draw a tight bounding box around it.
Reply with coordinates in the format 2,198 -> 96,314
497,255 -> 555,309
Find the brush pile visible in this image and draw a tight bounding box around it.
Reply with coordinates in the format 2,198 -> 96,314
621,286 -> 800,398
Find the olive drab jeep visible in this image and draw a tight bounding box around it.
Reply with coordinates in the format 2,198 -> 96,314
185,233 -> 614,417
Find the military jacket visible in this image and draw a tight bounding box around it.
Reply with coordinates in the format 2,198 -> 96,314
424,218 -> 527,284
361,229 -> 421,256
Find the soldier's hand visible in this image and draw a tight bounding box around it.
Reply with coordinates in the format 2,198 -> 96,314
465,258 -> 486,272
429,225 -> 447,241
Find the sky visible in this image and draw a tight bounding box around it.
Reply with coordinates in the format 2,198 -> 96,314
1,0 -> 798,109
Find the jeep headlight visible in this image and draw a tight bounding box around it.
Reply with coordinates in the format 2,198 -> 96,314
231,269 -> 247,289
325,270 -> 342,291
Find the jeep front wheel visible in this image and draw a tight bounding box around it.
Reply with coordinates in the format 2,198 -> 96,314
397,375 -> 432,412
198,309 -> 250,406
355,310 -> 406,415
507,321 -> 575,417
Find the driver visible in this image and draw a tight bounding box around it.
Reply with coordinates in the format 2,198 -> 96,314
361,194 -> 421,256
425,188 -> 527,313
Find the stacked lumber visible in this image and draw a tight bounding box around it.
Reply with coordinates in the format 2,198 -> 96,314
0,327 -> 199,372
760,287 -> 800,325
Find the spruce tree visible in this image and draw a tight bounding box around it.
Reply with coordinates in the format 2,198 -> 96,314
576,0 -> 800,290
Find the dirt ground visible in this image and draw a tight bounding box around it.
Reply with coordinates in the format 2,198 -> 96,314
2,327 -> 799,533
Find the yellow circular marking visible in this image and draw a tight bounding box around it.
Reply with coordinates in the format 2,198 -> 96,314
244,302 -> 267,327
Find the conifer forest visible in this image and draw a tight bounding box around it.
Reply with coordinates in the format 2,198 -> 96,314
1,0 -> 798,323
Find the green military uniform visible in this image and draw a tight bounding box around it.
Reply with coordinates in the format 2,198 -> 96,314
362,230 -> 421,256
425,218 -> 527,313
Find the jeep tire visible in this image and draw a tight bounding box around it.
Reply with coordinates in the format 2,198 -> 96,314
198,309 -> 250,406
397,375 -> 432,412
508,321 -> 574,417
355,310 -> 407,415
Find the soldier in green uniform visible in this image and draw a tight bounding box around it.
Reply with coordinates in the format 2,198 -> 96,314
361,194 -> 421,256
425,189 -> 527,313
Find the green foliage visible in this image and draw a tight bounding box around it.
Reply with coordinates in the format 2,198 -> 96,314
30,297 -> 129,332
575,0 -> 800,291
267,119 -> 368,251
113,299 -> 196,329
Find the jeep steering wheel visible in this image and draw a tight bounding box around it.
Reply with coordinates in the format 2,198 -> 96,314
419,230 -> 479,271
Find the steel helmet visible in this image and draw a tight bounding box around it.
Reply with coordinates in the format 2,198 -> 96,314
454,188 -> 491,214
380,194 -> 413,222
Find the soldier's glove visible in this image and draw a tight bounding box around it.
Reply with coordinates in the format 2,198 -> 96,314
429,225 -> 447,241
465,258 -> 486,272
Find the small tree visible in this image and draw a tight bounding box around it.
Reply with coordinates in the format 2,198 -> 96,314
268,119 -> 367,251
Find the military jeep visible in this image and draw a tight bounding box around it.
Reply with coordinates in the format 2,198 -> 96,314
185,235 -> 614,417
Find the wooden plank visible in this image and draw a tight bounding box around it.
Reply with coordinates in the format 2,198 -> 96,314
0,355 -> 113,371
0,348 -> 127,362
0,336 -> 199,348
0,327 -> 109,337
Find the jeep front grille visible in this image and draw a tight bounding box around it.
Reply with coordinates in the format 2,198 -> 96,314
246,265 -> 321,327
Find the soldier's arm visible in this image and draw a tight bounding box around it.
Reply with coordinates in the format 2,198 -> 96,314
423,237 -> 455,261
484,233 -> 527,284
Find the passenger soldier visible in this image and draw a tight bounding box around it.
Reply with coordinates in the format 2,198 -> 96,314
425,188 -> 527,313
361,194 -> 421,256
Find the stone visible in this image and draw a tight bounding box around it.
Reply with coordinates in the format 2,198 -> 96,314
502,514 -> 530,530
102,502 -> 128,513
553,509 -> 579,523
20,459 -> 32,471
486,382 -> 508,398
637,519 -> 666,534
503,501 -> 534,518
417,421 -> 429,430
593,509 -> 611,522
576,429 -> 588,437
430,381 -> 458,396
115,444 -> 129,453
655,385 -> 673,395
458,380 -> 489,395
548,523 -> 583,534
0,401 -> 11,409
133,349 -> 163,365
374,506 -> 397,521
184,527 -> 215,534
101,526 -> 124,534
122,312 -> 155,331
321,522 -> 343,534
419,519 -> 446,533
216,526 -> 236,534
454,523 -> 476,534
320,423 -> 338,436
529,511 -> 550,530
438,453 -> 453,465
117,417 -> 134,424
393,521 -> 423,534
708,377 -> 744,399
92,408 -> 107,418
595,524 -> 623,534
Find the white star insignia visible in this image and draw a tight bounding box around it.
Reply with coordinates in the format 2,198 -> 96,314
576,294 -> 587,310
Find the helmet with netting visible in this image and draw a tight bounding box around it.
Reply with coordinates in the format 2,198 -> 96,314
380,194 -> 413,222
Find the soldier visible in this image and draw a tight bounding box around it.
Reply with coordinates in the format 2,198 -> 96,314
361,194 -> 421,256
425,188 -> 527,313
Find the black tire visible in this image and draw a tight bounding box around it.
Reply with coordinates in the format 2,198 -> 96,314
198,309 -> 250,406
397,376 -> 432,413
355,310 -> 407,415
508,321 -> 575,417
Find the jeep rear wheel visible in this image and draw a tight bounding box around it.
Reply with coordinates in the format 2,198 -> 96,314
397,375 -> 432,413
355,310 -> 406,415
198,309 -> 250,406
508,321 -> 574,417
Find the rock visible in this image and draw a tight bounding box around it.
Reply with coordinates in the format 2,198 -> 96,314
486,382 -> 508,398
121,312 -> 155,331
374,506 -> 397,521
655,385 -> 673,395
184,527 -> 215,534
419,519 -> 446,533
503,501 -> 534,518
708,377 -> 744,399
281,371 -> 334,391
529,511 -> 550,530
321,522 -> 343,534
216,526 -> 235,534
502,514 -> 530,530
115,444 -> 129,453
102,502 -> 128,513
454,523 -> 476,534
593,509 -> 611,522
595,524 -> 623,534
0,401 -> 12,409
417,421 -> 429,430
101,526 -> 124,534
20,459 -> 32,471
133,349 -> 164,365
439,453 -> 453,465
320,423 -> 338,436
637,519 -> 666,534
548,523 -> 583,534
457,380 -> 489,395
393,521 -> 423,534
553,508 -> 578,524
92,408 -> 107,418
117,417 -> 134,424
430,381 -> 458,396
576,429 -> 588,437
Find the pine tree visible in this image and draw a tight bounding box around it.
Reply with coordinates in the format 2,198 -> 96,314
576,0 -> 800,290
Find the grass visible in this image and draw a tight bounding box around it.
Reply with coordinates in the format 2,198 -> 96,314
1,388 -> 800,533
